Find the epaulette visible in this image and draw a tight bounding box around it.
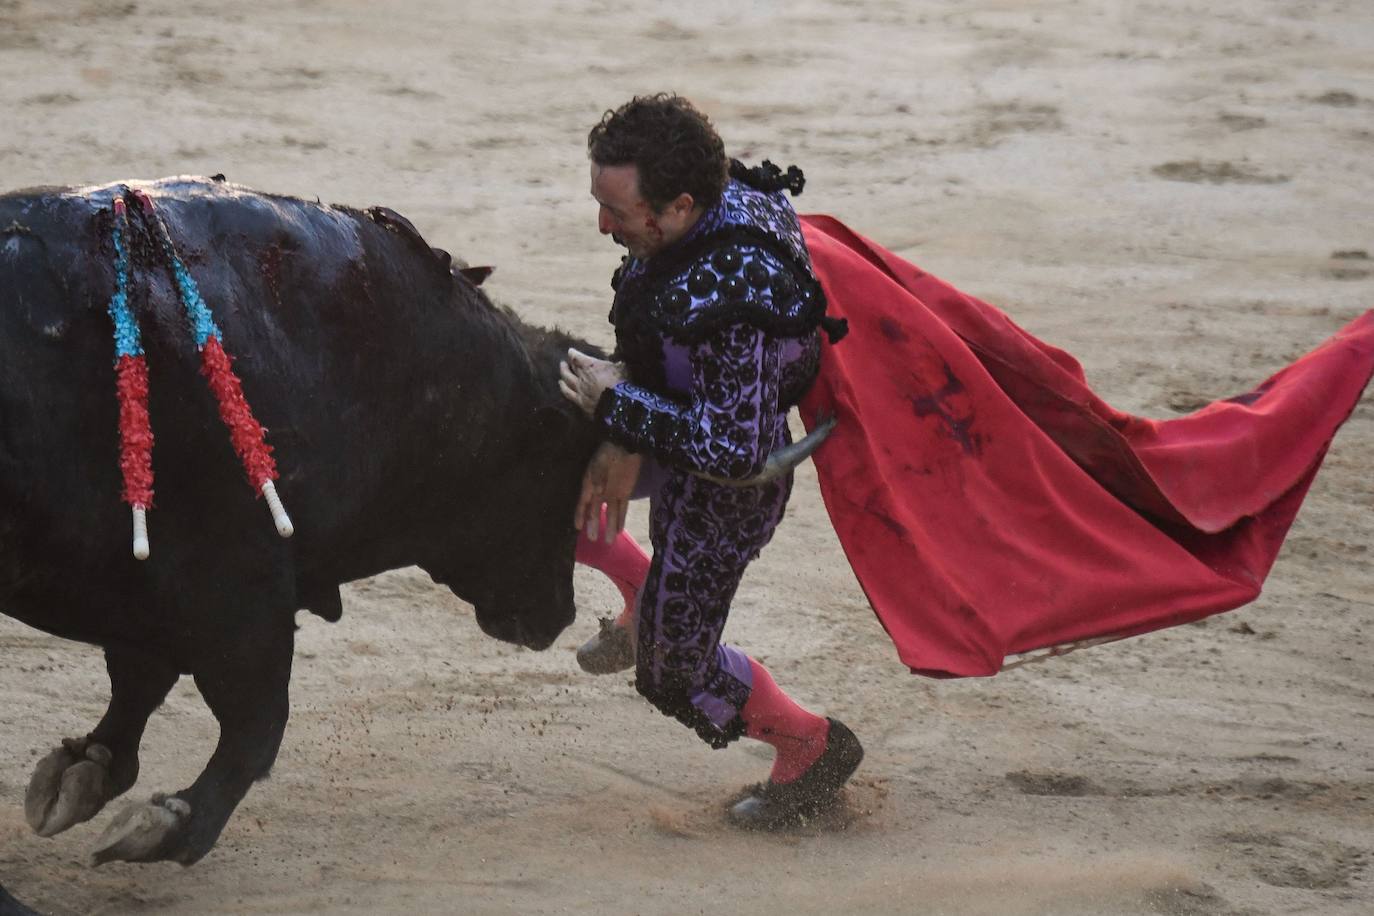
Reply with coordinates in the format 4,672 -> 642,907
611,225 -> 846,346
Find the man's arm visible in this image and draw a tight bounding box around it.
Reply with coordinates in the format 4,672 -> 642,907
573,441 -> 642,543
558,353 -> 641,543
594,323 -> 784,480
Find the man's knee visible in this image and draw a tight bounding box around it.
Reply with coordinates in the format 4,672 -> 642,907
634,658 -> 694,720
634,662 -> 744,749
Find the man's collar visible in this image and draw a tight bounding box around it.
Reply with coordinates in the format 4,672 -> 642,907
646,183 -> 732,266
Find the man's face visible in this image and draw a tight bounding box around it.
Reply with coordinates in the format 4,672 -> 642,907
590,162 -> 695,260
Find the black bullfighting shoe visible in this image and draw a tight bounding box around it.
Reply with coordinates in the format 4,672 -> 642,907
576,617 -> 636,675
727,718 -> 864,830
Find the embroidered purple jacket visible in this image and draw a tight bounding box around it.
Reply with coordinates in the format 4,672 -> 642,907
594,173 -> 834,475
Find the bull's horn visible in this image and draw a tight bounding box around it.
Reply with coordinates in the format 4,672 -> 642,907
694,413 -> 838,488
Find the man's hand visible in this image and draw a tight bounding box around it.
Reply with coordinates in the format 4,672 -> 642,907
575,441 -> 643,543
559,348 -> 627,418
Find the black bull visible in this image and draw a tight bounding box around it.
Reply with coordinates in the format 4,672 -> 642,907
0,177 -> 602,866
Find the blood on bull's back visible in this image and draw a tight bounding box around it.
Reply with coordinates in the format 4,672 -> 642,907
0,177 -> 574,637
0,176 -> 596,867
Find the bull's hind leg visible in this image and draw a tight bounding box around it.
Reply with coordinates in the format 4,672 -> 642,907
26,647 -> 178,837
93,609 -> 294,866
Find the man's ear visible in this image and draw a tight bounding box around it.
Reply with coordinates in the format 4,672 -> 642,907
669,192 -> 695,218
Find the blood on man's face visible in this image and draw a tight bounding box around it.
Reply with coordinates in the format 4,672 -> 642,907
590,162 -> 695,260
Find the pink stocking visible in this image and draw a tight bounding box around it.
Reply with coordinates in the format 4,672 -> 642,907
574,519 -> 650,627
740,657 -> 830,784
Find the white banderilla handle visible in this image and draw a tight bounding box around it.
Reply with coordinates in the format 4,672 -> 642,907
261,480 -> 294,538
132,506 -> 150,560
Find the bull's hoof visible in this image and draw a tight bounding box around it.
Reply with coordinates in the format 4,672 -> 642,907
25,738 -> 113,837
91,793 -> 191,866
576,617 -> 637,675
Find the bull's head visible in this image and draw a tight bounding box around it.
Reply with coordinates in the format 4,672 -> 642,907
420,315 -> 604,652
472,399 -> 597,650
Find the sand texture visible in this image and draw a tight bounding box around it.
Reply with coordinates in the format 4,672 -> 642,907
0,1 -> 1371,913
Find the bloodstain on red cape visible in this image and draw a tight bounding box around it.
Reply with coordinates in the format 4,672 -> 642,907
797,215 -> 1374,678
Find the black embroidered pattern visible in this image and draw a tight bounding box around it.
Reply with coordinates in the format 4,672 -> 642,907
611,229 -> 839,391
596,163 -> 830,751
728,158 -> 806,197
778,332 -> 822,407
597,323 -> 785,479
608,177 -> 846,381
636,669 -> 748,749
634,466 -> 792,749
596,385 -> 689,460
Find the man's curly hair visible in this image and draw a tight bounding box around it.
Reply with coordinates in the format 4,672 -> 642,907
587,94 -> 728,213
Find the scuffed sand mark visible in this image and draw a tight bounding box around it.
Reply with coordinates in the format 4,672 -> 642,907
648,805 -> 701,839
1217,112 -> 1266,131
20,92 -> 79,106
1143,884 -> 1240,916
378,85 -> 442,100
644,20 -> 698,42
888,856 -> 1241,916
0,0 -> 40,49
967,101 -> 1064,148
1151,160 -> 1289,184
0,30 -> 41,50
1322,266 -> 1370,280
1216,830 -> 1368,889
1004,768 -> 1362,806
715,776 -> 887,836
1312,90 -> 1360,108
1324,249 -> 1371,281
77,1 -> 137,19
1005,770 -> 1105,797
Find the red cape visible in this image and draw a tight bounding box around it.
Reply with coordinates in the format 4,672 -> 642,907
798,215 -> 1374,678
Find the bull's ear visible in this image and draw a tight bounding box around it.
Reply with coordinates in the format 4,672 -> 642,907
457,265 -> 494,286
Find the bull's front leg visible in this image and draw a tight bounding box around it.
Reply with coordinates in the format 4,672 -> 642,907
92,611 -> 294,866
26,647 -> 179,837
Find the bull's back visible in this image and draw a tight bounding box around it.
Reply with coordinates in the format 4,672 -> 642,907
0,184 -> 130,606
0,178 -> 523,636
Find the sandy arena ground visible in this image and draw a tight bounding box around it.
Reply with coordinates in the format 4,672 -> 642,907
1,1 -> 1371,913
